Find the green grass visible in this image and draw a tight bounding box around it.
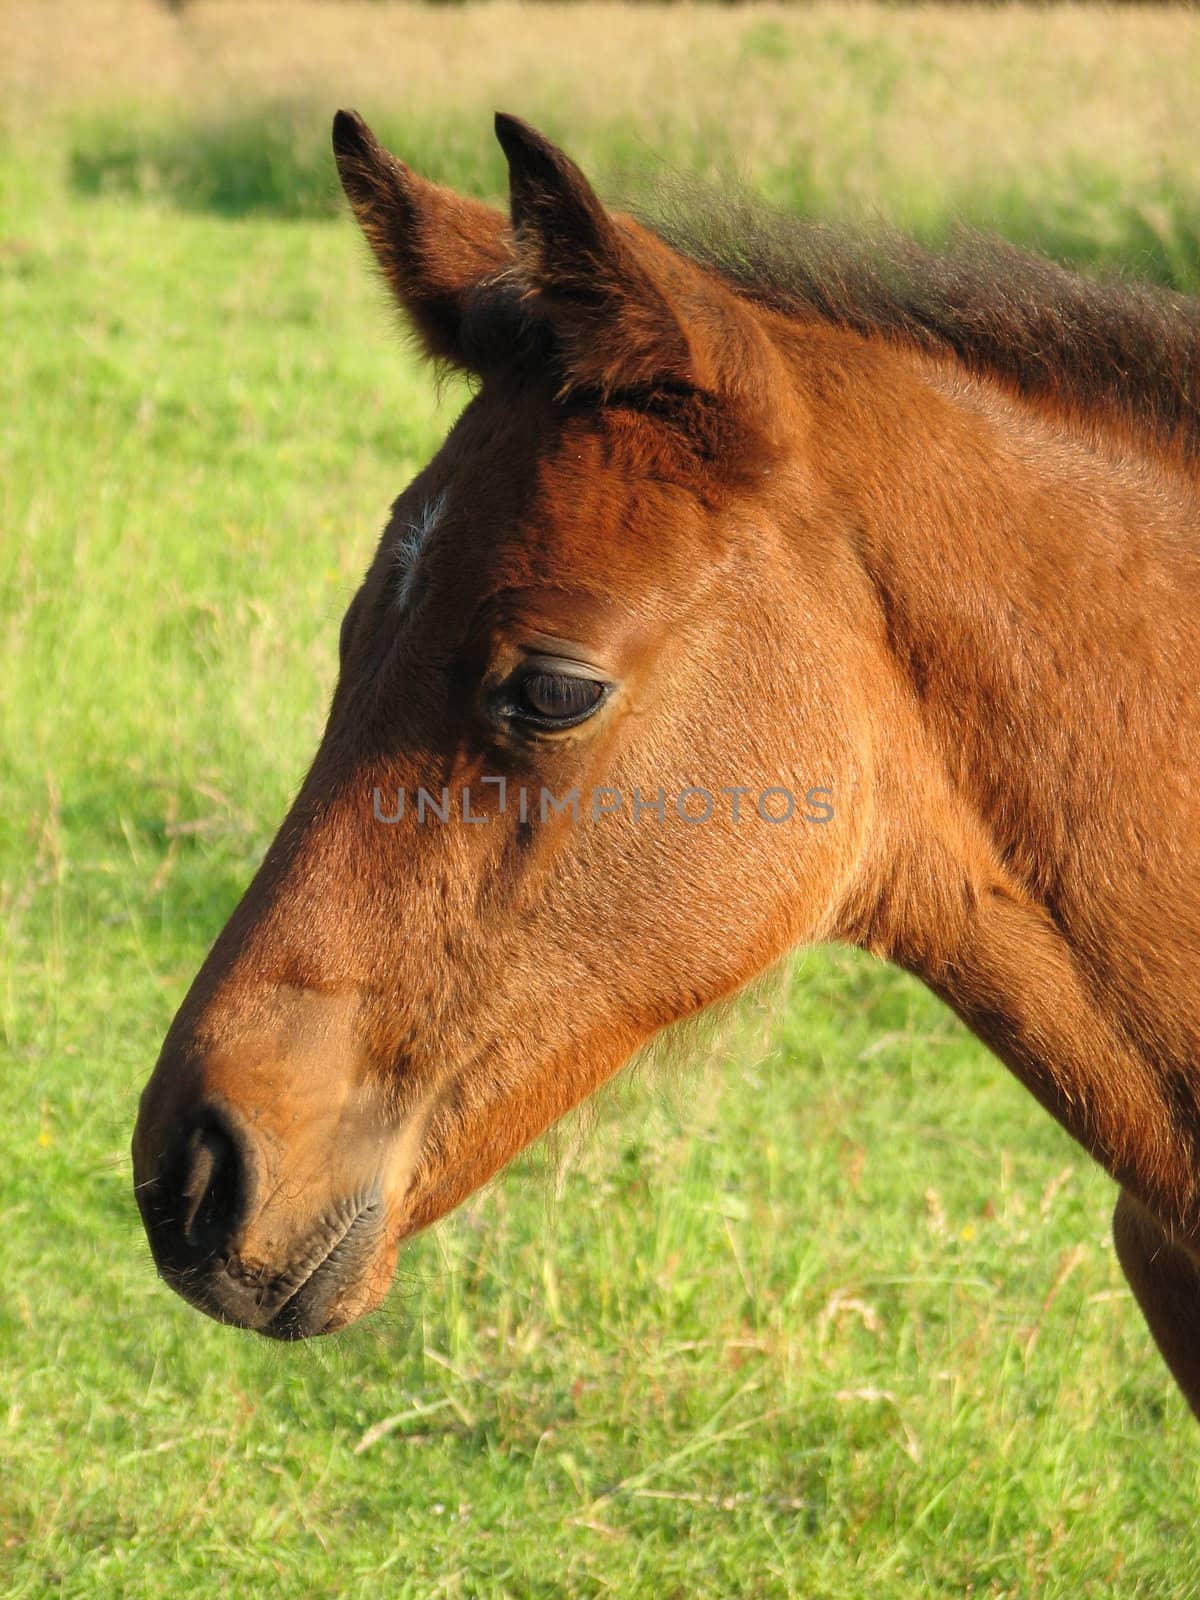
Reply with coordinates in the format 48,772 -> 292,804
5,6 -> 1200,1596
60,92 -> 1200,291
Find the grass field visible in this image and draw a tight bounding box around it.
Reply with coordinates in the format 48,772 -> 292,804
3,4 -> 1200,1596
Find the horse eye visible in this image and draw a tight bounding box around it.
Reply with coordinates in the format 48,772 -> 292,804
511,669 -> 607,728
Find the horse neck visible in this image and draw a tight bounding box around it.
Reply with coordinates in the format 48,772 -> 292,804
830,343 -> 1199,787
797,331 -> 1200,1227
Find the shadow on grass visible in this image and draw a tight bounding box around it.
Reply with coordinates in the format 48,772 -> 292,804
68,98 -> 505,218
67,98 -> 1200,293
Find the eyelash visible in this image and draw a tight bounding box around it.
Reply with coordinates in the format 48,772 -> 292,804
496,664 -> 612,731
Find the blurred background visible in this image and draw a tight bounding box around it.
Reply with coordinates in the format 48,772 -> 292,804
3,4 -> 1200,1597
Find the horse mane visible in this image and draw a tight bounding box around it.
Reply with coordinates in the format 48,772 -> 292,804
640,180 -> 1200,462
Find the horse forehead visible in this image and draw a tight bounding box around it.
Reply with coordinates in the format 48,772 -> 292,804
433,410 -> 691,586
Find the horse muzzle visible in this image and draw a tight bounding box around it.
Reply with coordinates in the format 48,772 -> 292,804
131,988 -> 410,1337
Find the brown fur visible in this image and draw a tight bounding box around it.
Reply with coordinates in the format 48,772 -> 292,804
133,113 -> 1200,1417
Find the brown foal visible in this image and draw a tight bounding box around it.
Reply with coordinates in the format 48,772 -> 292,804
133,112 -> 1200,1419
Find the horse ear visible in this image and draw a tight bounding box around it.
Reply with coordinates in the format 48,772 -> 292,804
493,112 -> 701,395
332,110 -> 509,366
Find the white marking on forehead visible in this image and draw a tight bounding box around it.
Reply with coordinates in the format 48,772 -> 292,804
393,490 -> 446,611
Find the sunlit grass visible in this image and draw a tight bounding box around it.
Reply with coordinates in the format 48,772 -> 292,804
4,5 -> 1200,1596
4,1 -> 1200,284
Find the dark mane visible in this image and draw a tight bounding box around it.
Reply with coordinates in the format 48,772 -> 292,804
641,182 -> 1200,462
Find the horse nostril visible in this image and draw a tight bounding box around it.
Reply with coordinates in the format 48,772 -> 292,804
176,1115 -> 246,1259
